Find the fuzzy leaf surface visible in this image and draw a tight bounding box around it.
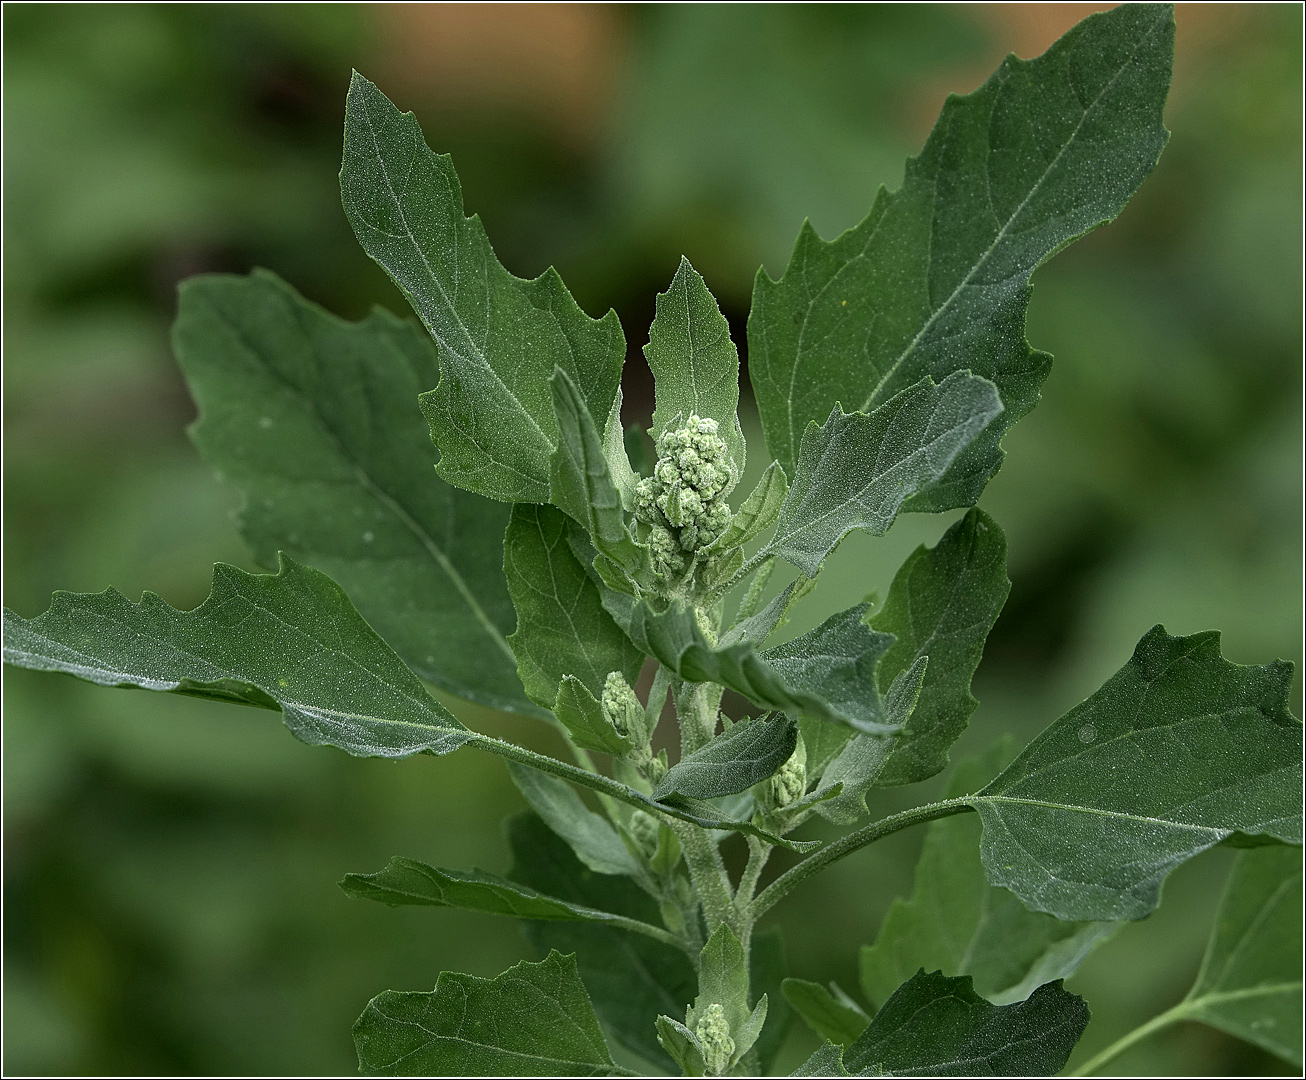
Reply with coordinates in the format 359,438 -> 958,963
353,950 -> 621,1076
341,856 -> 637,924
341,72 -> 623,504
843,971 -> 1088,1076
173,270 -> 538,717
1178,844 -> 1303,1067
709,460 -> 788,553
509,762 -> 641,877
2,557 -> 468,758
645,256 -> 747,477
504,503 -> 643,708
766,374 -> 1002,577
871,508 -> 1010,785
508,813 -> 696,1072
748,3 -> 1174,507
969,626 -> 1303,921
860,745 -> 1117,1009
654,714 -> 798,801
782,979 -> 869,1047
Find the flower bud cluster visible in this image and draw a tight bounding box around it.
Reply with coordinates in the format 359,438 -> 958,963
695,1003 -> 735,1075
634,415 -> 733,577
770,756 -> 807,808
602,672 -> 651,768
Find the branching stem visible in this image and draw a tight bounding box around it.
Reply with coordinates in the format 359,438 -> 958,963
747,798 -> 973,919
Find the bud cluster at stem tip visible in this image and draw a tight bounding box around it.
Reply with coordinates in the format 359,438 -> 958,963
695,1003 -> 735,1075
634,415 -> 733,578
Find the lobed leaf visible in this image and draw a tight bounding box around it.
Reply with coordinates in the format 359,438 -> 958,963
765,373 -> 1002,577
353,950 -> 623,1076
504,503 -> 643,709
969,626 -> 1302,921
860,744 -> 1118,1009
341,72 -> 624,504
871,508 -> 1010,786
172,269 -> 540,718
2,556 -> 469,759
748,3 -> 1174,507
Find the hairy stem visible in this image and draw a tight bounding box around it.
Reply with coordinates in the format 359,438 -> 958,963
747,798 -> 973,919
736,836 -> 772,908
1065,1005 -> 1187,1076
673,819 -> 738,939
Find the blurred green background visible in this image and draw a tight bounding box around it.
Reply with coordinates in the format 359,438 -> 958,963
3,3 -> 1300,1075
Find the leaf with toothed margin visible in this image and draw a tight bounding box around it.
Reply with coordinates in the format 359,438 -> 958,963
1,556 -> 469,759
749,3 -> 1174,509
341,72 -> 624,505
968,625 -> 1302,922
764,373 -> 1002,578
353,950 -> 624,1076
172,269 -> 542,719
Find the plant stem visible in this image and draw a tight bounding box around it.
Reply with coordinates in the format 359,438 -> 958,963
672,818 -> 738,940
736,836 -> 771,907
602,912 -> 699,954
1064,1004 -> 1187,1076
747,798 -> 973,919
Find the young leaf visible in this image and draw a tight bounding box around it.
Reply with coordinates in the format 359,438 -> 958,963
707,460 -> 788,554
748,3 -> 1174,507
764,604 -> 896,734
645,256 -> 747,479
548,367 -> 647,580
340,855 -> 659,937
504,503 -> 643,709
554,675 -> 632,757
841,971 -> 1089,1077
1178,844 -> 1303,1067
813,657 -> 929,825
860,745 -> 1118,1009
508,762 -> 642,878
353,950 -> 623,1076
655,1016 -> 707,1078
173,269 -> 541,718
341,72 -> 624,504
2,556 -> 469,759
765,374 -> 1003,577
871,508 -> 1010,786
750,928 -> 794,1073
508,812 -> 697,1072
687,923 -> 756,1067
781,979 -> 869,1047
654,714 -> 798,801
969,626 -> 1302,921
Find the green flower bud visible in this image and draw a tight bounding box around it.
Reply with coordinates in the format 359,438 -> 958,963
628,810 -> 660,859
770,752 -> 807,808
695,1003 -> 735,1075
601,671 -> 643,738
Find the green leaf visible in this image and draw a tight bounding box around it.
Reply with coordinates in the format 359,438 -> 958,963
504,503 -> 643,708
603,389 -> 641,512
655,1016 -> 706,1077
1178,844 -> 1303,1067
843,971 -> 1088,1077
860,745 -> 1118,1010
548,367 -> 647,580
750,928 -> 794,1073
813,657 -> 928,825
968,626 -> 1302,921
871,508 -> 1010,786
782,979 -> 869,1047
554,675 -> 631,756
508,812 -> 696,1072
708,460 -> 788,554
748,3 -> 1174,506
645,256 -> 747,479
653,714 -> 797,801
508,762 -> 642,878
340,855 -> 645,926
173,269 -> 540,718
765,374 -> 1003,577
688,923 -> 758,1067
353,950 -> 623,1076
792,1041 -> 856,1077
1,556 -> 469,759
765,604 -> 896,734
341,72 -> 624,504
